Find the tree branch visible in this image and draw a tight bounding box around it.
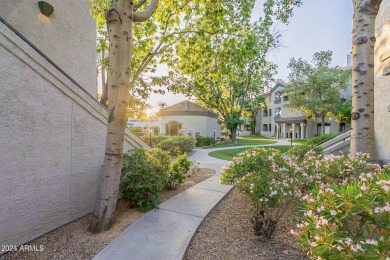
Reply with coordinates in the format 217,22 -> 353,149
134,0 -> 147,11
133,0 -> 159,22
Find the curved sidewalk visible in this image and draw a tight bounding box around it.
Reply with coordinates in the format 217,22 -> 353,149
93,141 -> 289,260
93,152 -> 230,260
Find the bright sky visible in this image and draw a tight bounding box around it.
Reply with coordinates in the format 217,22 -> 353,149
147,0 -> 354,114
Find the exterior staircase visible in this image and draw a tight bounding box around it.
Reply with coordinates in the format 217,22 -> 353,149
320,128 -> 351,155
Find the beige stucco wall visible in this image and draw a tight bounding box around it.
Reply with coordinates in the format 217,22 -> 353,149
0,0 -> 97,97
0,22 -> 147,250
374,0 -> 390,164
256,83 -> 350,139
158,115 -> 221,138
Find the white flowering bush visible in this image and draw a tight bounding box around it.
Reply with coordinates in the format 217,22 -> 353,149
296,152 -> 380,192
220,147 -> 301,238
292,165 -> 390,259
220,145 -> 390,250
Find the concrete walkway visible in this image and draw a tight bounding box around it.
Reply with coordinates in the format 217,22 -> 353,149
93,139 -> 290,260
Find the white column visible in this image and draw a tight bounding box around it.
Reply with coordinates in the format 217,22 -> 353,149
276,124 -> 280,138
292,123 -> 296,139
282,123 -> 286,138
300,123 -> 306,139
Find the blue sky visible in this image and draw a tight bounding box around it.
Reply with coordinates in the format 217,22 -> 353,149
146,0 -> 354,114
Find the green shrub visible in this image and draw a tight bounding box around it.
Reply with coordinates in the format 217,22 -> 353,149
120,149 -> 163,211
167,153 -> 192,189
195,136 -> 215,147
144,136 -> 171,146
146,148 -> 171,182
292,165 -> 389,259
130,126 -> 143,133
221,130 -> 229,136
156,136 -> 196,155
306,133 -> 337,146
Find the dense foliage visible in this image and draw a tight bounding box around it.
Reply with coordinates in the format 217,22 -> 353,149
121,149 -> 164,211
120,148 -> 194,210
283,51 -> 351,135
166,153 -> 192,189
306,133 -> 337,146
293,165 -> 389,259
195,136 -> 215,147
286,144 -> 324,162
144,136 -> 171,146
220,146 -> 390,256
156,136 -> 196,155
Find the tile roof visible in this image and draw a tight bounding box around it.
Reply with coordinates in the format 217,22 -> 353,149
158,100 -> 217,115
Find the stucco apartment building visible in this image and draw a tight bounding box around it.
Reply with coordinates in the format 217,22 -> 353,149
0,0 -> 147,250
256,64 -> 352,140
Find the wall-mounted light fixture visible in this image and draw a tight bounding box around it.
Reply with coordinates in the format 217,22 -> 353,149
38,1 -> 54,17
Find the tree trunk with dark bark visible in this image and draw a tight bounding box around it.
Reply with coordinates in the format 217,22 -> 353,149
350,0 -> 382,159
230,127 -> 238,144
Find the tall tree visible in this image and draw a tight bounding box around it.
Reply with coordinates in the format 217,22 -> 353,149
165,11 -> 279,143
284,51 -> 351,135
243,95 -> 267,135
88,0 -> 159,233
350,0 -> 382,159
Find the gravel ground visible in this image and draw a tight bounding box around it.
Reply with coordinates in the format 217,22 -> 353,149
1,168 -> 215,260
185,189 -> 308,260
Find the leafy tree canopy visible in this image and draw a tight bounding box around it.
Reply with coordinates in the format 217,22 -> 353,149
283,50 -> 351,133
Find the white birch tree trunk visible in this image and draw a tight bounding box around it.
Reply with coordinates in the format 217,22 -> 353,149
350,0 -> 382,160
89,0 -> 159,233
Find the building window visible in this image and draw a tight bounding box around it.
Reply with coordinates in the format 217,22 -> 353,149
263,124 -> 268,131
317,124 -> 331,135
268,124 -> 271,132
283,96 -> 288,101
275,108 -> 281,117
263,109 -> 268,117
269,109 -> 272,116
274,91 -> 282,104
195,132 -> 200,136
339,123 -> 346,132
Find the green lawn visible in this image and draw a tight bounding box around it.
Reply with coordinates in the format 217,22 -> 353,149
202,139 -> 277,149
292,139 -> 307,144
208,145 -> 291,161
238,135 -> 275,140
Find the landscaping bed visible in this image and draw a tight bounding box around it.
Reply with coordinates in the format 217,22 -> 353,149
0,168 -> 216,260
185,189 -> 307,260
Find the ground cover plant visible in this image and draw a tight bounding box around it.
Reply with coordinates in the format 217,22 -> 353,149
220,146 -> 390,258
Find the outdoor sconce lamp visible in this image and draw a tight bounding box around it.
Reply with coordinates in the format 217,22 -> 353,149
38,1 -> 54,17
